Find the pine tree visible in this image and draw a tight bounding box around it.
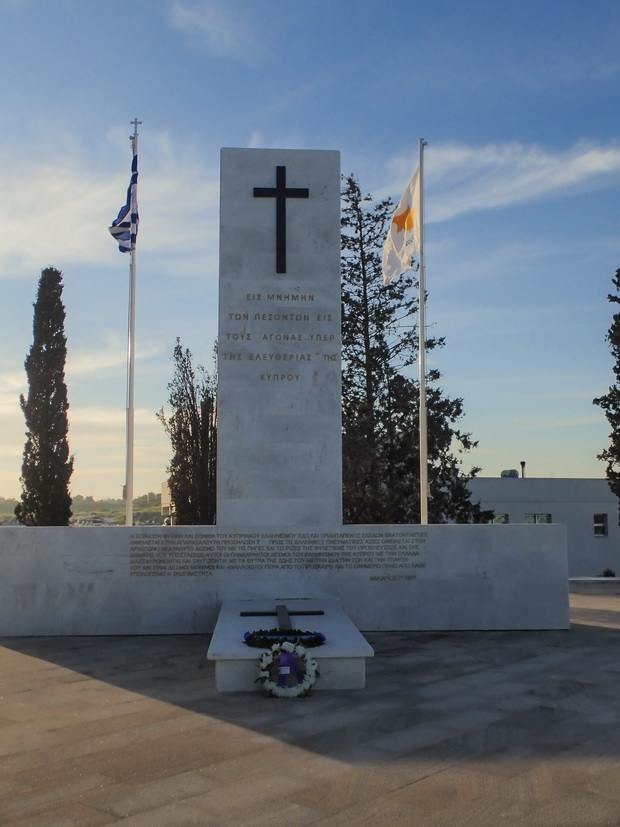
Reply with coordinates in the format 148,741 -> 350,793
157,339 -> 217,525
593,268 -> 620,521
15,267 -> 73,525
341,175 -> 490,524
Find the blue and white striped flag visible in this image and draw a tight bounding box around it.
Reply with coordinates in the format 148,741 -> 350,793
109,150 -> 138,253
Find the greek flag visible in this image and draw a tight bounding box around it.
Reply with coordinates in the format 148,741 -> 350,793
109,151 -> 138,253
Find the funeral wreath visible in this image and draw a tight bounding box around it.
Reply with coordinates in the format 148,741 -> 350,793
256,641 -> 319,698
243,628 -> 325,648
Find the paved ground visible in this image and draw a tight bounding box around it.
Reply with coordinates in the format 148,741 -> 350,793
2,586 -> 620,826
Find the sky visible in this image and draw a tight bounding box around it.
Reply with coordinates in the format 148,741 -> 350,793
1,0 -> 619,500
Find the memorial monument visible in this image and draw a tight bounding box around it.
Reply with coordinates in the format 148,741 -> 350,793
217,148 -> 342,527
0,147 -> 570,640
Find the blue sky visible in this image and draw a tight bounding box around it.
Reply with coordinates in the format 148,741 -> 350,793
1,0 -> 619,499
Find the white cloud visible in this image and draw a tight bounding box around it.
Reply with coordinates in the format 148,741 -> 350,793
0,159 -> 119,277
245,129 -> 306,151
0,368 -> 25,393
247,131 -> 264,149
67,340 -> 126,378
67,336 -> 164,380
0,131 -> 220,281
8,134 -> 614,289
170,0 -> 259,62
380,140 -> 620,222
70,406 -> 125,428
69,405 -> 160,428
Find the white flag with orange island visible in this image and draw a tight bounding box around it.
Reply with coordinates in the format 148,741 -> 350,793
381,166 -> 421,286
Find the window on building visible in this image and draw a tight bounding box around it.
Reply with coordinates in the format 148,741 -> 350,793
491,514 -> 509,524
594,513 -> 608,537
525,514 -> 552,524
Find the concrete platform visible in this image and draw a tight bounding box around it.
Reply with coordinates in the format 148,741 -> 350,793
2,587 -> 620,825
207,598 -> 374,691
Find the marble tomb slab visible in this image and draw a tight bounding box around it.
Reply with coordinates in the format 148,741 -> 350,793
207,598 -> 374,692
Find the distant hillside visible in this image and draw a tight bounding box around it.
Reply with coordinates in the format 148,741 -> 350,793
0,493 -> 162,525
0,497 -> 19,516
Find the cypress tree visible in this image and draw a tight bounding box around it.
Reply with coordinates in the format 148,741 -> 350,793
16,267 -> 73,525
157,339 -> 217,525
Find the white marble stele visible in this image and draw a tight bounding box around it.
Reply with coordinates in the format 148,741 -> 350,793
207,598 -> 374,692
217,148 -> 342,528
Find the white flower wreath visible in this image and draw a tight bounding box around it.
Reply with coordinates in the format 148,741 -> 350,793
257,641 -> 319,698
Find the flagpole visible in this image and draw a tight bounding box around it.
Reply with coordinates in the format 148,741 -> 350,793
125,118 -> 140,526
418,138 -> 429,525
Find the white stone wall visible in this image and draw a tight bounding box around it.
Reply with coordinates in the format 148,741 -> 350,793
0,524 -> 569,635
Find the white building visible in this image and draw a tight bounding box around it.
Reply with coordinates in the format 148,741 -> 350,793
468,477 -> 619,577
160,482 -> 174,524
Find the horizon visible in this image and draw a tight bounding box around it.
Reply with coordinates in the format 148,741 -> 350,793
2,471 -> 612,506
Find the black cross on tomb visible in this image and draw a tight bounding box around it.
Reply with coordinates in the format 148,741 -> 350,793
253,166 -> 309,274
240,603 -> 324,631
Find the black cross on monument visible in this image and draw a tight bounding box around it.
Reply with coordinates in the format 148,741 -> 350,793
240,603 -> 324,631
254,166 -> 309,274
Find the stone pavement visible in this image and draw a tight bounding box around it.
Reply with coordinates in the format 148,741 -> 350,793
1,586 -> 620,826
